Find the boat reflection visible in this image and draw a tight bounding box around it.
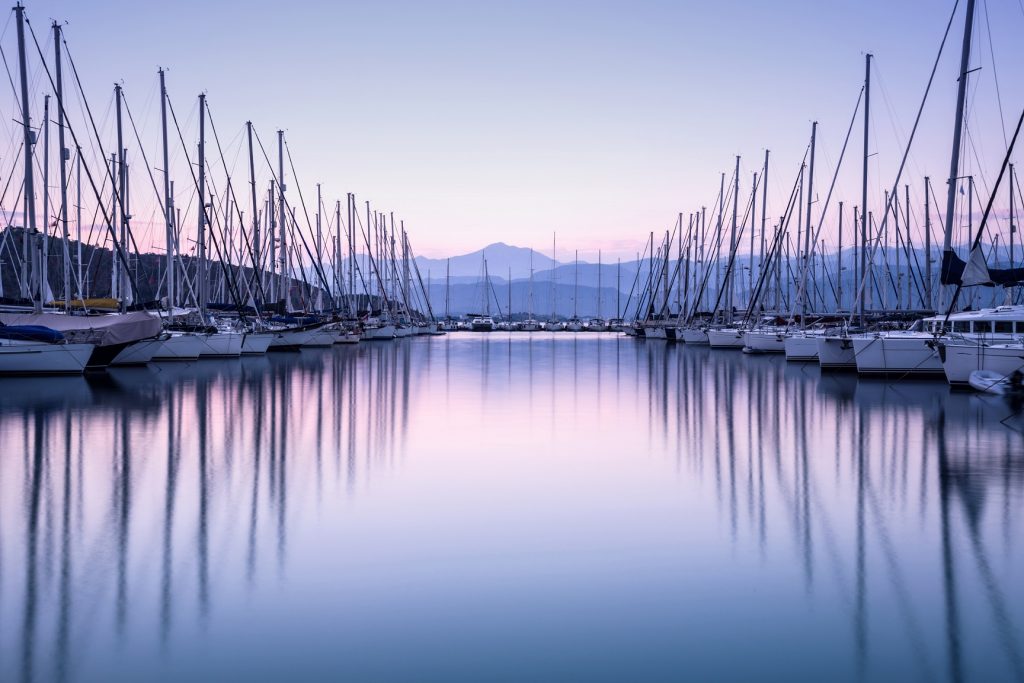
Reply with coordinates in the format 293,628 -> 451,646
0,336 -> 1021,682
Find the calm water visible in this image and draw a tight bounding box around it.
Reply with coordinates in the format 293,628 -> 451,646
1,333 -> 1022,682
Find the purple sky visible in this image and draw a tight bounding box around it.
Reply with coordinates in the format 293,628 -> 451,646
4,0 -> 1023,261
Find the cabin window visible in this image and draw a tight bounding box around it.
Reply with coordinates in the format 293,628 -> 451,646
994,321 -> 1013,334
975,321 -> 993,333
952,321 -> 971,333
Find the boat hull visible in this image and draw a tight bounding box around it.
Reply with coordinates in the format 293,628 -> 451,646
0,342 -> 94,375
199,332 -> 244,358
152,334 -> 205,361
940,342 -> 1024,386
708,328 -> 745,348
814,336 -> 855,369
240,333 -> 274,355
744,330 -> 787,353
110,338 -> 164,366
852,333 -> 943,377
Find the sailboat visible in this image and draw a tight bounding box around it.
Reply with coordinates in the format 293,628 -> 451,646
470,254 -> 496,331
564,250 -> 584,332
521,248 -> 542,331
586,250 -> 607,331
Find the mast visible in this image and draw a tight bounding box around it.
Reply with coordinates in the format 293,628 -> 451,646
159,69 -> 175,309
197,94 -> 208,318
54,23 -> 71,309
940,0 -> 977,292
759,151 -> 769,298
729,156 -> 739,322
859,53 -> 871,324
801,122 -> 817,328
76,148 -> 82,297
268,182 -> 276,302
246,121 -> 259,310
42,95 -> 49,307
1010,165 -> 1015,273
837,202 -> 844,310
528,249 -> 534,320
15,3 -> 37,307
507,266 -> 512,322
573,249 -> 578,319
925,179 -> 932,309
597,249 -> 602,320
277,130 -> 287,308
616,258 -> 621,319
551,233 -> 557,321
445,257 -> 450,321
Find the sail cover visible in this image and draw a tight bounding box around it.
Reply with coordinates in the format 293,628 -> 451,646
0,311 -> 162,347
940,249 -> 1024,287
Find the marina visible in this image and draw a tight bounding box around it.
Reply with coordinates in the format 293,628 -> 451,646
0,333 -> 1022,681
1,0 -> 1023,680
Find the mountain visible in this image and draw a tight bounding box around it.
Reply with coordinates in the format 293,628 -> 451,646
414,242 -> 558,280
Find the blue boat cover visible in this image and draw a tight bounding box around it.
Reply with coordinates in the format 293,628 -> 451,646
0,325 -> 65,343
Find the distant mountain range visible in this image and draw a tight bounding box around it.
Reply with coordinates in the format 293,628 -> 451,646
414,242 -> 558,280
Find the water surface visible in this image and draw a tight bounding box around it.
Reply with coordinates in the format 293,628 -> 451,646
1,333 -> 1022,681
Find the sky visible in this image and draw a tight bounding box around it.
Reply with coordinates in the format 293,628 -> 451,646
3,0 -> 1024,261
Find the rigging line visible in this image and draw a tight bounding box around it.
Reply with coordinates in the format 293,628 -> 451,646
27,16 -> 140,303
121,90 -> 166,217
945,103 -> 1024,319
848,0 -> 961,324
204,105 -> 269,308
791,88 -> 864,325
982,0 -> 1008,147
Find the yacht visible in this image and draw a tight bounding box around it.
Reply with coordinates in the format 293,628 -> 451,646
852,306 -> 1024,377
471,316 -> 496,332
707,326 -> 745,349
0,325 -> 94,375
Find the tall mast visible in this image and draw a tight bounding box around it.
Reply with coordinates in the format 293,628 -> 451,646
277,130 -> 287,307
801,121 -> 817,328
445,257 -> 450,320
246,121 -> 259,309
268,181 -> 276,302
15,3 -> 35,305
551,233 -> 557,321
528,248 -> 534,319
925,179 -> 932,309
53,22 -> 71,309
837,202 -> 844,311
616,258 -> 621,319
349,193 -> 355,314
940,0 -> 977,292
76,148 -> 83,296
42,95 -> 49,307
159,69 -> 175,309
197,94 -> 208,318
729,156 -> 739,322
573,249 -> 578,319
859,53 -> 871,324
759,151 -> 769,294
598,249 -> 602,320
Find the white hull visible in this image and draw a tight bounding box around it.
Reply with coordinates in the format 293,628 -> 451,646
199,332 -> 244,358
783,334 -> 821,362
941,342 -> 1024,386
0,342 -> 94,375
110,338 -> 164,366
241,333 -> 274,355
564,322 -> 584,332
394,326 -> 415,338
815,336 -> 855,369
152,333 -> 204,361
362,325 -> 397,340
333,330 -> 360,344
707,328 -> 745,348
744,330 -> 787,353
852,332 -> 943,377
680,328 -> 709,344
643,326 -> 667,339
303,329 -> 337,347
520,322 -> 542,332
269,327 -> 319,350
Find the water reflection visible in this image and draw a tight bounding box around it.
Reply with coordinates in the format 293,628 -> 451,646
0,335 -> 1021,682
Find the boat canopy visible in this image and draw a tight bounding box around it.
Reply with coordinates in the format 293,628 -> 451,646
0,325 -> 64,343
